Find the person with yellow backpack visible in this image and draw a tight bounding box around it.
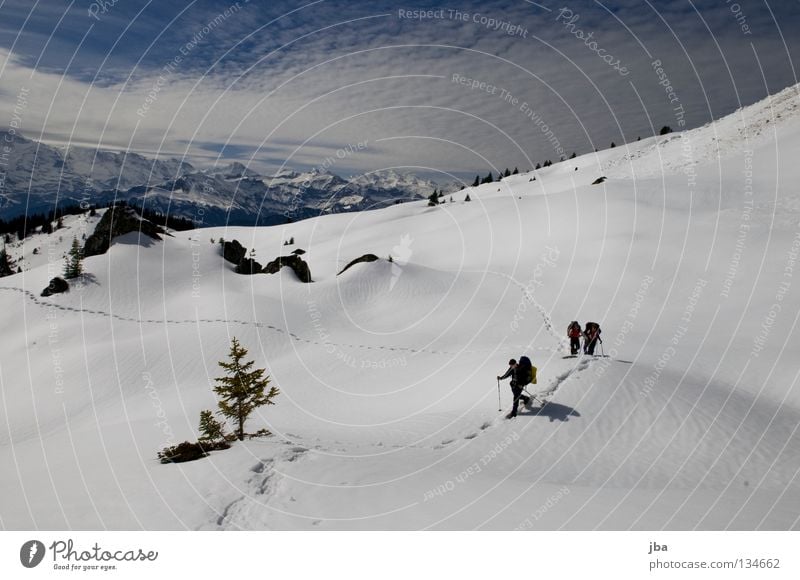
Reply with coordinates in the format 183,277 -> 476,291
497,356 -> 537,419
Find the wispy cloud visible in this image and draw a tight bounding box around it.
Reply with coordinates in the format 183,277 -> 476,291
0,0 -> 797,180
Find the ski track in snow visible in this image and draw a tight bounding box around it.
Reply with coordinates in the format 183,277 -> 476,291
481,269 -> 565,350
0,285 -> 466,358
0,269 -> 574,363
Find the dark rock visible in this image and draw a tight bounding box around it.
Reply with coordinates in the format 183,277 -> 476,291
222,239 -> 247,265
337,254 -> 379,276
235,257 -> 263,275
41,277 -> 69,296
263,254 -> 313,283
83,205 -> 165,258
291,248 -> 306,255
157,440 -> 229,464
591,176 -> 607,185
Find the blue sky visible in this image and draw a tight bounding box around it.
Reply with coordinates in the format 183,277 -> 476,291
0,0 -> 798,180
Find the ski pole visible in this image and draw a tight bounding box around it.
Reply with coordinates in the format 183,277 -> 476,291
497,378 -> 502,411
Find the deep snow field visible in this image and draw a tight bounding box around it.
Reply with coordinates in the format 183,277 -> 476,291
1,84 -> 800,530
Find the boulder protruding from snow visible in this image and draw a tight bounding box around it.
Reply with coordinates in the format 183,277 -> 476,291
591,176 -> 607,185
235,257 -> 263,275
41,277 -> 69,296
222,239 -> 247,265
337,253 -> 379,276
263,254 -> 313,283
83,205 -> 164,258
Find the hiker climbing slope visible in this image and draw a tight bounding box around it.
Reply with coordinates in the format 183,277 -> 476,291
497,356 -> 536,419
568,321 -> 582,355
583,321 -> 602,356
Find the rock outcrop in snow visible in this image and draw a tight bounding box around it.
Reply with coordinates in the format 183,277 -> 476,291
83,205 -> 164,257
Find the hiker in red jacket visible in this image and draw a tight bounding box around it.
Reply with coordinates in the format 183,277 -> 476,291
567,321 -> 582,355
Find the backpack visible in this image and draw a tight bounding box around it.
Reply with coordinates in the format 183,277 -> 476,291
585,322 -> 601,337
517,356 -> 537,386
568,321 -> 582,338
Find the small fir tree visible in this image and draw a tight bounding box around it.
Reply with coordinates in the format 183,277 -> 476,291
213,337 -> 279,441
63,237 -> 83,279
0,247 -> 14,277
198,409 -> 225,443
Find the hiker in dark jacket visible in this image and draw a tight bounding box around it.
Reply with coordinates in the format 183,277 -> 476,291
583,322 -> 601,355
568,321 -> 582,355
497,358 -> 531,418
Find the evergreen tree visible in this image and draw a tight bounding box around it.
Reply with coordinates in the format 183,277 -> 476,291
570,152 -> 576,159
427,190 -> 440,206
610,141 -> 616,148
471,175 -> 480,187
89,207 -> 97,217
503,168 -> 511,178
198,410 -> 225,443
512,167 -> 519,175
464,194 -> 471,202
535,162 -> 541,170
483,172 -> 494,184
63,237 -> 83,279
0,246 -> 14,277
56,216 -> 64,230
213,337 -> 279,441
659,125 -> 672,135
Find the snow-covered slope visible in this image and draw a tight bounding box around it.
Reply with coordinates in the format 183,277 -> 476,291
1,84 -> 800,530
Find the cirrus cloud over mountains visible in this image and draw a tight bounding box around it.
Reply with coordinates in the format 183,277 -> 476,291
0,0 -> 797,180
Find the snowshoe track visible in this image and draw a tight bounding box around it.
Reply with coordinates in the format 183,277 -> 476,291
214,445 -> 309,530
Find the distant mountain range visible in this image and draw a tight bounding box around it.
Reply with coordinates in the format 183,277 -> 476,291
0,132 -> 439,226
